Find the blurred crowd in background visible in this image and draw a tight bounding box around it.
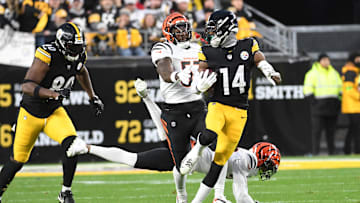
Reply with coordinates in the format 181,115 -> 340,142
0,0 -> 262,56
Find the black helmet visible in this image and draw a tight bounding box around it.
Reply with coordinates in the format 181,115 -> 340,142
205,10 -> 238,47
55,22 -> 85,61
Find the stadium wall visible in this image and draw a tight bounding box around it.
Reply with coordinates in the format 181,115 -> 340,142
0,59 -> 313,163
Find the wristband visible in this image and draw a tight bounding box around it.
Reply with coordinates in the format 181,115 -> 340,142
33,85 -> 41,98
170,71 -> 178,83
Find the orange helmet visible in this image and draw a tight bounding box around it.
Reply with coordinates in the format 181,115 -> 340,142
162,12 -> 192,45
251,142 -> 281,180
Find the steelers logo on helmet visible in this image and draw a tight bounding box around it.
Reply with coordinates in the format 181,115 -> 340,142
55,22 -> 85,62
162,12 -> 192,48
205,10 -> 238,48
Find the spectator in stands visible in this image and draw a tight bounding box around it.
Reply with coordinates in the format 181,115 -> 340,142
172,0 -> 198,29
0,0 -> 20,30
116,8 -> 145,56
303,53 -> 342,155
42,8 -> 68,43
91,22 -> 113,56
228,0 -> 262,40
68,0 -> 87,29
341,52 -> 360,154
141,12 -> 161,43
18,0 -> 50,33
88,0 -> 119,31
123,0 -> 144,29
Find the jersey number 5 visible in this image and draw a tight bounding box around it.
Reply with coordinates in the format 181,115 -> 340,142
220,65 -> 246,95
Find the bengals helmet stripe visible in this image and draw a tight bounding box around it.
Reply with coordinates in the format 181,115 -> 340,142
251,142 -> 281,180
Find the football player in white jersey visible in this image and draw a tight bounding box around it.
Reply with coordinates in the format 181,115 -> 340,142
150,12 -> 217,203
67,79 -> 281,203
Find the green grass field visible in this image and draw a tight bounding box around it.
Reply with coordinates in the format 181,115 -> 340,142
1,167 -> 360,203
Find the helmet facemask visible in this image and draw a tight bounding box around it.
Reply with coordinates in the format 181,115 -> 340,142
206,13 -> 238,48
56,25 -> 85,62
170,22 -> 192,49
258,159 -> 278,181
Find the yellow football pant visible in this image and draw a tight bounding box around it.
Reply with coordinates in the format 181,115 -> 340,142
13,107 -> 77,163
206,102 -> 247,166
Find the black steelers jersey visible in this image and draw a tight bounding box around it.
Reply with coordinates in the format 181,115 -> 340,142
21,42 -> 87,118
198,38 -> 259,109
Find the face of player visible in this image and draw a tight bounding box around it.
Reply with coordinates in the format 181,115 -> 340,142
172,23 -> 190,43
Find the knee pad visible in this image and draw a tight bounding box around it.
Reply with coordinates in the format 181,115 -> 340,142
199,129 -> 217,146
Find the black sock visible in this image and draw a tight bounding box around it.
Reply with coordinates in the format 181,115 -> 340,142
61,136 -> 78,187
0,159 -> 23,197
202,161 -> 223,188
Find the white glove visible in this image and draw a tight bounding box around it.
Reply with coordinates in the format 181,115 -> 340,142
171,66 -> 192,85
268,71 -> 281,86
196,69 -> 217,93
134,78 -> 148,98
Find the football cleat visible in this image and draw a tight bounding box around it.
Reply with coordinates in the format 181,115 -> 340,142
213,197 -> 232,203
180,148 -> 200,175
66,138 -> 88,157
134,78 -> 148,98
176,195 -> 187,203
58,190 -> 75,203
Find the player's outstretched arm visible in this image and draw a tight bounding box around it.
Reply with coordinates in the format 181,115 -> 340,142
76,66 -> 104,116
254,51 -> 282,86
22,58 -> 60,99
232,170 -> 256,203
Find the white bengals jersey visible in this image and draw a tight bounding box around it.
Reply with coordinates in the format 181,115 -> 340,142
227,148 -> 258,178
194,147 -> 258,178
151,41 -> 202,104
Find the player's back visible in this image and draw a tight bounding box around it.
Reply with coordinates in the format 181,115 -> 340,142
21,42 -> 86,117
151,41 -> 202,104
200,38 -> 258,109
228,147 -> 258,178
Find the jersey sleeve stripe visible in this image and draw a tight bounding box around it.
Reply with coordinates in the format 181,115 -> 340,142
198,51 -> 207,61
35,48 -> 51,65
162,42 -> 173,54
38,47 -> 51,58
152,43 -> 172,54
248,154 -> 256,169
251,39 -> 259,54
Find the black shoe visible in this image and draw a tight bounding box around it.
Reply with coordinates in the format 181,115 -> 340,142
58,190 -> 75,203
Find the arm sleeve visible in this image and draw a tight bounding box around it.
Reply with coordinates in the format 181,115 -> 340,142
151,42 -> 172,67
343,70 -> 360,100
232,163 -> 256,203
303,70 -> 315,96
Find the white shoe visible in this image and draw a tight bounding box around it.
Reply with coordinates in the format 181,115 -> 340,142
66,138 -> 88,157
213,196 -> 232,203
176,195 -> 187,203
180,148 -> 200,175
134,78 -> 148,98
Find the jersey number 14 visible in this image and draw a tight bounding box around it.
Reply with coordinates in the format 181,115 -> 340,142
220,65 -> 246,95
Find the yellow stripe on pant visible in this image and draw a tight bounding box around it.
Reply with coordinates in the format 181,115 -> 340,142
14,107 -> 77,163
206,102 -> 247,166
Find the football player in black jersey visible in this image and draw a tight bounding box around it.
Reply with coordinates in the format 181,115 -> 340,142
0,22 -> 104,203
179,10 -> 281,202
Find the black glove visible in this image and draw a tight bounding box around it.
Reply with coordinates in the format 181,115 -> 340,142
89,95 -> 104,117
55,88 -> 71,99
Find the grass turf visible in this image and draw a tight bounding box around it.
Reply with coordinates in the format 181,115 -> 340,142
1,168 -> 360,203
